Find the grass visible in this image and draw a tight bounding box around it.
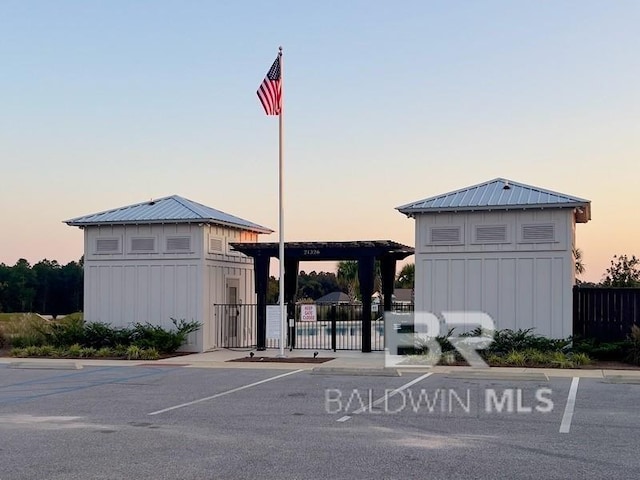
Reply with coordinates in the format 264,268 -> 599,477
1,312 -> 198,361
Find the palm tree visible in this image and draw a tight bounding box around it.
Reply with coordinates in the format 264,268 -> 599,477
337,261 -> 359,302
396,263 -> 415,288
573,248 -> 585,276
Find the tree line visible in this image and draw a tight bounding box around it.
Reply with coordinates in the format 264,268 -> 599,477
266,262 -> 415,303
0,258 -> 83,315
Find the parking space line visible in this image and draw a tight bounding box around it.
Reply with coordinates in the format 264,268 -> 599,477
337,372 -> 433,422
559,377 -> 580,434
148,369 -> 304,416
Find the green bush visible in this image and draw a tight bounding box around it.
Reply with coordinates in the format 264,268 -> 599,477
489,328 -> 570,354
96,347 -> 113,358
43,317 -> 86,348
79,347 -> 97,358
131,319 -> 200,353
126,345 -> 142,360
36,345 -> 56,357
67,343 -> 82,358
10,347 -> 28,357
522,348 -> 550,367
626,325 -> 640,366
10,334 -> 46,348
485,353 -> 505,366
572,337 -> 629,361
570,352 -> 592,366
548,351 -> 575,369
83,322 -> 133,349
140,348 -> 160,360
504,350 -> 527,367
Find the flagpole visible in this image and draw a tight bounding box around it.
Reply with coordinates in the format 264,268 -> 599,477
277,46 -> 286,357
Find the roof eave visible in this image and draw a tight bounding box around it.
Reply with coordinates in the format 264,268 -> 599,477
397,202 -> 590,216
64,218 -> 274,234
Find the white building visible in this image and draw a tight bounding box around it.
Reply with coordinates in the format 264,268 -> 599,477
397,178 -> 591,339
65,195 -> 272,352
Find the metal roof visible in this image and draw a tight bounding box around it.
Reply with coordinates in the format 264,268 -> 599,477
64,195 -> 273,233
397,178 -> 591,223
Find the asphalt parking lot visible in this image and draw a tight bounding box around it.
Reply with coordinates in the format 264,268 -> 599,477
1,364 -> 639,480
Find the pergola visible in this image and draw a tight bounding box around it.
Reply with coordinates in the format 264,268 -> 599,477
229,240 -> 414,352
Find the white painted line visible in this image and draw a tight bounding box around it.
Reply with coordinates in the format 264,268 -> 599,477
559,377 -> 580,433
337,372 -> 433,422
148,369 -> 304,416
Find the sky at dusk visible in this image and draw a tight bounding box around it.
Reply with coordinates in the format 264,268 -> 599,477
0,0 -> 638,282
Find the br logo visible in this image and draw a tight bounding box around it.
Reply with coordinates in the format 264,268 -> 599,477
384,311 -> 495,368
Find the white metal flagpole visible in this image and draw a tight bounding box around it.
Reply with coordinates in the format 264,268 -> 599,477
277,46 -> 286,357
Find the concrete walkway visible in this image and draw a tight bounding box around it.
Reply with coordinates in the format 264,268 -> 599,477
2,348 -> 640,379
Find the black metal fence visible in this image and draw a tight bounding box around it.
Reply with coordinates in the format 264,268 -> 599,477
214,302 -> 414,351
213,304 -> 258,349
573,286 -> 640,341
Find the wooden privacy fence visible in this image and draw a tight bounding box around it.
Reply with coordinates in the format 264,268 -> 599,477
573,287 -> 640,341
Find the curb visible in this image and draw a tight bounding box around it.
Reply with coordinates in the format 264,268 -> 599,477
311,367 -> 401,377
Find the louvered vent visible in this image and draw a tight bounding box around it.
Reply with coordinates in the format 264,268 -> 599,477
521,224 -> 555,242
131,237 -> 155,252
475,225 -> 507,243
166,236 -> 191,252
96,238 -> 120,253
429,226 -> 462,244
209,237 -> 224,253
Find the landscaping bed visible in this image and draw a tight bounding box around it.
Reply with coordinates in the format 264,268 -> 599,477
0,313 -> 200,361
229,356 -> 334,364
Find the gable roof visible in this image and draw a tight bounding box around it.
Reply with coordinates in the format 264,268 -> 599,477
397,178 -> 591,223
315,292 -> 352,304
393,288 -> 414,303
64,195 -> 273,233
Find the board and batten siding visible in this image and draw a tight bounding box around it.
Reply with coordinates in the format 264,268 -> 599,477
413,209 -> 575,338
83,223 -> 258,352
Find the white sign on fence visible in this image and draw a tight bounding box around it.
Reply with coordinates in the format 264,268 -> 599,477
266,305 -> 281,339
300,304 -> 317,322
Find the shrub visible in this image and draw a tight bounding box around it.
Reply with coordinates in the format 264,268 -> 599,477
126,345 -> 142,360
131,319 -> 200,353
522,349 -> 550,367
10,348 -> 28,357
83,322 -> 133,349
572,337 -> 629,361
490,328 -> 570,354
140,348 -> 160,360
548,351 -> 574,369
504,350 -> 527,367
43,317 -> 86,348
96,347 -> 114,358
485,353 -> 505,366
626,325 -> 640,366
36,345 -> 56,357
79,347 -> 97,358
10,334 -> 46,348
570,352 -> 592,366
67,343 -> 83,358
113,344 -> 128,357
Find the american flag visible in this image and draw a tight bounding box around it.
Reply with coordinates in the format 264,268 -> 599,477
257,55 -> 281,115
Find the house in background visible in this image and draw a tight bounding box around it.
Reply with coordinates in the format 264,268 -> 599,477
65,195 -> 272,352
397,178 -> 591,339
372,288 -> 413,306
315,291 -> 352,305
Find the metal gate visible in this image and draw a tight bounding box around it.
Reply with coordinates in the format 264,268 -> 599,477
214,304 -> 257,348
213,303 -> 413,351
